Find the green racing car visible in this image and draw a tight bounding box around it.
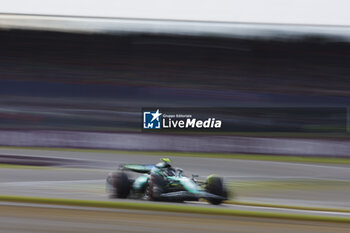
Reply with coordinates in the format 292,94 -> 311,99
106,158 -> 228,205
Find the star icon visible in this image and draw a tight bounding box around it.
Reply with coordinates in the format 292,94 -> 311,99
151,109 -> 162,122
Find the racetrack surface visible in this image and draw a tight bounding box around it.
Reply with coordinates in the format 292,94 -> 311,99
1,148 -> 350,180
2,131 -> 350,157
1,203 -> 349,233
0,148 -> 350,215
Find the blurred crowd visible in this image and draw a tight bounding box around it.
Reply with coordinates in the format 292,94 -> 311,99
0,29 -> 349,133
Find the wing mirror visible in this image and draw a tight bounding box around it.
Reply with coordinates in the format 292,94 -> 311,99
176,168 -> 183,177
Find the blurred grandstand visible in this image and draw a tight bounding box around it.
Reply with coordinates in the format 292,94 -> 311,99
0,19 -> 349,134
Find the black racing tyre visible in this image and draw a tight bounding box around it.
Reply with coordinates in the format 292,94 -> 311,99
111,172 -> 130,198
148,174 -> 166,201
205,175 -> 227,205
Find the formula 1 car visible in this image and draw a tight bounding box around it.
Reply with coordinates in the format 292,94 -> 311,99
106,158 -> 228,205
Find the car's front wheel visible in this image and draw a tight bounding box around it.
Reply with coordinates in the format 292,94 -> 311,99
205,175 -> 227,205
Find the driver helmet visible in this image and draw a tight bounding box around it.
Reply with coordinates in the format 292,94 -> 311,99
155,158 -> 172,169
156,158 -> 175,176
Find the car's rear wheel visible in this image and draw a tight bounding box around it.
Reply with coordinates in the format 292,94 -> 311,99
148,174 -> 166,201
205,175 -> 227,205
109,172 -> 130,198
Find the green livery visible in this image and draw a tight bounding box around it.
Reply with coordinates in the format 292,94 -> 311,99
106,158 -> 228,205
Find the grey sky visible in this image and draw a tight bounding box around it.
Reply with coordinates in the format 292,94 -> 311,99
1,0 -> 350,26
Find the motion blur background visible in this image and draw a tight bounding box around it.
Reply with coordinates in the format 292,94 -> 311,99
0,1 -> 350,155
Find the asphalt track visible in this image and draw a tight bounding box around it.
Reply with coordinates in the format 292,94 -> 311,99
2,131 -> 350,157
0,148 -> 350,216
2,148 -> 350,180
1,203 -> 349,233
